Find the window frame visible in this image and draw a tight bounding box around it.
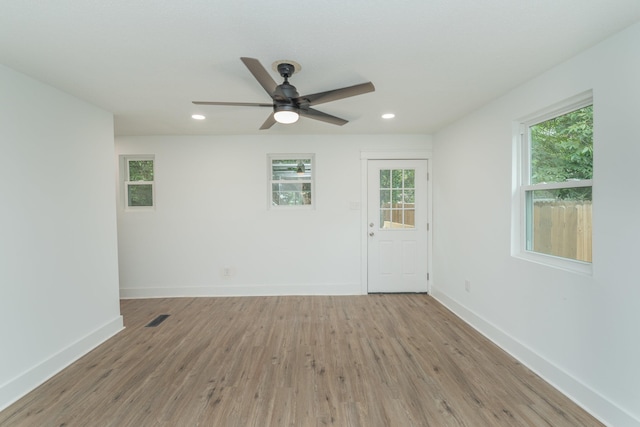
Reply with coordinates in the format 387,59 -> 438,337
268,154 -> 315,210
513,92 -> 593,275
123,155 -> 155,211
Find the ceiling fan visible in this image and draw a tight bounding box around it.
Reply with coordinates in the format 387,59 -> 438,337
193,57 -> 375,129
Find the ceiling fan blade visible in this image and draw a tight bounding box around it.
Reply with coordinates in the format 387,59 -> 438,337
192,101 -> 273,107
299,108 -> 348,126
297,82 -> 375,106
260,112 -> 277,130
240,57 -> 278,98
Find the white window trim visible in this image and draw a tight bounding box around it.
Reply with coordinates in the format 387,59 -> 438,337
267,154 -> 315,210
512,92 -> 593,275
123,155 -> 155,211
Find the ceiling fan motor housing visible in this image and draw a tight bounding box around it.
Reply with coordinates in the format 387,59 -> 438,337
277,82 -> 300,102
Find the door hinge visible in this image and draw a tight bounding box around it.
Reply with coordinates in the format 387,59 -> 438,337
427,172 -> 430,181
427,273 -> 430,280
427,223 -> 430,231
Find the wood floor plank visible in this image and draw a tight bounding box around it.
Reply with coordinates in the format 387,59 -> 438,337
0,295 -> 603,426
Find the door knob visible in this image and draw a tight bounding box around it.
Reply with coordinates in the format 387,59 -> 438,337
369,232 -> 375,236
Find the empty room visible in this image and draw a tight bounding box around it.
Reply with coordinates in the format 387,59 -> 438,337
1,1 -> 639,426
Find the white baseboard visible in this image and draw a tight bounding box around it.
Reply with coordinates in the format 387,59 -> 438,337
0,316 -> 124,412
430,289 -> 639,427
120,282 -> 363,299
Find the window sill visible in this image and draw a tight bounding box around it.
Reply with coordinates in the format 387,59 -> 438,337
512,250 -> 593,276
269,205 -> 315,211
124,206 -> 155,212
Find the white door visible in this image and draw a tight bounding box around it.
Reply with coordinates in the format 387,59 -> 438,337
367,159 -> 428,293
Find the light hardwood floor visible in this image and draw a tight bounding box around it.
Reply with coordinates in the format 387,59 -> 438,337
0,295 -> 602,426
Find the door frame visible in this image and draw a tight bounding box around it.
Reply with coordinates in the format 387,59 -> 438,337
360,151 -> 433,294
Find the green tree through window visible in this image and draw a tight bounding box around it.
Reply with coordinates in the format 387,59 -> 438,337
530,105 -> 592,199
128,160 -> 154,181
125,157 -> 154,208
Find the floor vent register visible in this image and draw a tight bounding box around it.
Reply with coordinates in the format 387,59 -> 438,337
145,314 -> 170,327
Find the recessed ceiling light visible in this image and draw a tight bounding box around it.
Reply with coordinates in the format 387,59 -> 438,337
381,113 -> 395,119
192,114 -> 206,120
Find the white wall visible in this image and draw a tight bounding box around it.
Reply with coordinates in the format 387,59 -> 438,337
0,64 -> 123,410
116,134 -> 431,298
432,23 -> 640,427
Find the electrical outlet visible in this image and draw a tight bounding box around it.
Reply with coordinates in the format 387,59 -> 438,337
465,280 -> 471,293
223,267 -> 233,277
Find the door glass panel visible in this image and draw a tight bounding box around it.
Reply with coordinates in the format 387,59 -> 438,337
403,169 -> 415,188
380,169 -> 390,188
392,209 -> 402,225
379,168 -> 417,229
404,209 -> 415,227
392,169 -> 403,187
404,190 -> 415,203
380,190 -> 391,206
380,209 -> 391,226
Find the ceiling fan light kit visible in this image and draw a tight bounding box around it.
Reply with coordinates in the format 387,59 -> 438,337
193,57 -> 375,129
274,104 -> 299,124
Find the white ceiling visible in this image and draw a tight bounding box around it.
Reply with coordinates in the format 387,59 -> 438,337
2,1 -> 639,136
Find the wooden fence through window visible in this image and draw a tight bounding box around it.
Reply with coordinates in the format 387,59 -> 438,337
381,203 -> 415,229
533,201 -> 592,262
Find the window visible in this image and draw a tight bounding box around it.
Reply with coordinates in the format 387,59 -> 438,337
518,95 -> 592,269
124,156 -> 155,208
379,168 -> 415,229
269,155 -> 314,208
